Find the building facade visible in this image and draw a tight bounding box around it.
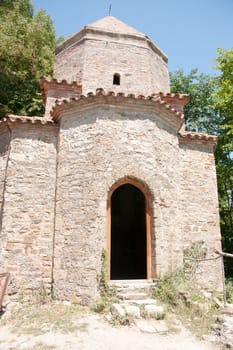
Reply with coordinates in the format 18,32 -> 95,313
0,16 -> 223,302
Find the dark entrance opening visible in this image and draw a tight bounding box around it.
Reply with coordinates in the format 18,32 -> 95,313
110,184 -> 147,279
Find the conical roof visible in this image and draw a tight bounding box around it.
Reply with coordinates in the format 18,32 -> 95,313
88,15 -> 145,37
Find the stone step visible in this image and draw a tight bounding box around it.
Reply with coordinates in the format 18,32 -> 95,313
109,280 -> 156,296
118,292 -> 148,300
110,302 -> 165,320
122,298 -> 157,306
109,279 -> 156,288
109,280 -> 163,322
110,280 -> 157,309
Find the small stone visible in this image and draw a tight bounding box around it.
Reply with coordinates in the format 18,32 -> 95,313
136,320 -> 156,333
211,323 -> 221,332
110,303 -> 125,318
125,298 -> 157,305
212,296 -> 223,308
201,290 -> 212,300
223,304 -> 233,315
105,314 -> 112,322
153,320 -> 168,333
125,305 -> 141,318
144,304 -> 164,319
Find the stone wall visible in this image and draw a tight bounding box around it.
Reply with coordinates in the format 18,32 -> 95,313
179,141 -> 223,291
53,102 -> 185,301
0,15 -> 223,303
0,126 -> 10,228
0,104 -> 223,302
80,38 -> 169,95
54,30 -> 170,95
54,41 -> 84,85
0,123 -> 58,295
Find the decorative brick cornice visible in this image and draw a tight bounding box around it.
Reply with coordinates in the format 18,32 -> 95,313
178,131 -> 217,145
154,92 -> 189,100
40,77 -> 82,102
152,92 -> 189,113
50,88 -> 185,130
0,114 -> 57,128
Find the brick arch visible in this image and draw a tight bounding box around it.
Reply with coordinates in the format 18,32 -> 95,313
106,176 -> 152,280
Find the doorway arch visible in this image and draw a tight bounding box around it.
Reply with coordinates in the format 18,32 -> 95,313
107,178 -> 151,280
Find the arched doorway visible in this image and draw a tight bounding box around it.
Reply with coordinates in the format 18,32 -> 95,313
109,182 -> 150,280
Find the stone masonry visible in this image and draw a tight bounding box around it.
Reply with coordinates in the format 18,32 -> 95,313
54,16 -> 170,96
0,16 -> 223,303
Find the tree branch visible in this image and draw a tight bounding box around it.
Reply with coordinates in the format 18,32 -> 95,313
215,250 -> 233,259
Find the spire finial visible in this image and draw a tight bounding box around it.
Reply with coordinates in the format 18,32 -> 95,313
108,4 -> 112,16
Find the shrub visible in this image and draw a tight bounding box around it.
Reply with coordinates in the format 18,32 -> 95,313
226,278 -> 233,303
153,269 -> 186,306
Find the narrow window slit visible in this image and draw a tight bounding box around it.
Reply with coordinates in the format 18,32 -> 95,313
113,73 -> 120,85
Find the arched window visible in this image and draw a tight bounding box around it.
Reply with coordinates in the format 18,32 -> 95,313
113,73 -> 120,85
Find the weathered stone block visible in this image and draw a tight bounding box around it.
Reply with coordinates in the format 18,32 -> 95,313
111,303 -> 125,318
144,304 -> 165,319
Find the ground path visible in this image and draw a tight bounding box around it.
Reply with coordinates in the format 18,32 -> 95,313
0,311 -> 220,350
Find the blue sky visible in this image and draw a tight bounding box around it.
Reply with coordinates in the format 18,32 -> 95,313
32,0 -> 233,76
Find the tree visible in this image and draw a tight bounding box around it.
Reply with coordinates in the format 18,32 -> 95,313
0,0 -> 56,117
214,48 -> 233,148
170,69 -> 219,134
216,137 -> 233,276
0,0 -> 33,16
214,48 -> 233,276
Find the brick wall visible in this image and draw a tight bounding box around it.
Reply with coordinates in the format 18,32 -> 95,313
54,29 -> 170,95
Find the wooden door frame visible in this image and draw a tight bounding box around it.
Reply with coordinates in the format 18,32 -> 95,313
106,177 -> 151,280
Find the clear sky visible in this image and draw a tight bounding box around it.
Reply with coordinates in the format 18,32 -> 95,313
32,0 -> 233,76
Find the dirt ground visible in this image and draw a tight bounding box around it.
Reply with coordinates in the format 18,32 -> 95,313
0,303 -> 221,350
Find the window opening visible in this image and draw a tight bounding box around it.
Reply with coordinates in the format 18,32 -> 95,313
113,73 -> 120,85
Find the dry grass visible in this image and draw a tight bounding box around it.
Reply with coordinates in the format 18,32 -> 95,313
8,343 -> 56,350
1,300 -> 88,336
153,270 -> 220,338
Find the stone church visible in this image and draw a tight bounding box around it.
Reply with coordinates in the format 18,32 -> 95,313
0,16 -> 223,302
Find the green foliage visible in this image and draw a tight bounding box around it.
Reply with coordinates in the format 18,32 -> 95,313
153,269 -> 218,337
98,249 -> 114,299
170,68 -> 219,133
0,0 -> 56,117
153,269 -> 187,306
154,243 -> 209,306
216,139 -> 233,277
214,48 -> 233,276
225,278 -> 233,303
93,249 -> 117,313
214,48 -> 233,122
0,0 -> 33,17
